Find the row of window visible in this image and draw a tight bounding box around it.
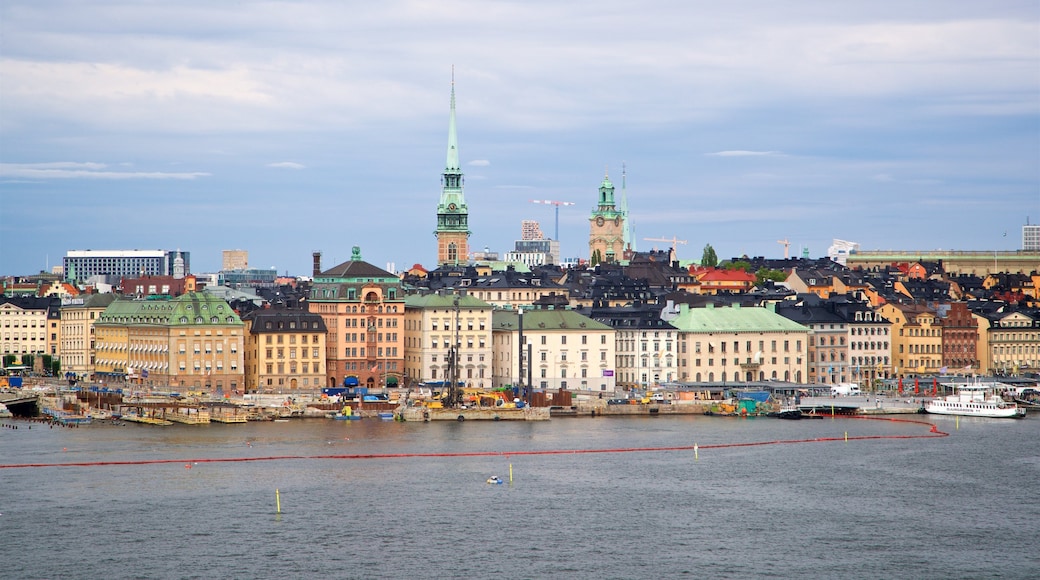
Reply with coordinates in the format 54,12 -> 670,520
263,348 -> 320,359
695,340 -> 801,354
340,347 -> 399,357
264,334 -> 320,344
263,362 -> 321,374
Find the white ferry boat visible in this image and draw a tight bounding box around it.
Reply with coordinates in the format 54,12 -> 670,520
925,383 -> 1025,419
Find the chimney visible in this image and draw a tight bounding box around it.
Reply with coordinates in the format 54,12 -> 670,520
312,251 -> 321,278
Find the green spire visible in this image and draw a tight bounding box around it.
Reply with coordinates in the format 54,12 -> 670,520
598,168 -> 616,208
437,69 -> 468,226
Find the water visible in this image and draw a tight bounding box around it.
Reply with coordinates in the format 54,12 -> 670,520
1,414 -> 1038,579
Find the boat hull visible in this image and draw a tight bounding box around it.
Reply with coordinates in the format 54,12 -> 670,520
924,402 -> 1024,419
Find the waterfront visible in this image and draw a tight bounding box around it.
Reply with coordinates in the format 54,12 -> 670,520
1,415 -> 1038,579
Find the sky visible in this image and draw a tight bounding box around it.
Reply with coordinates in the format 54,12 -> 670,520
1,1 -> 1038,276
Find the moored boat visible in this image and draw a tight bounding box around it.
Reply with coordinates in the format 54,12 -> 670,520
925,383 -> 1025,419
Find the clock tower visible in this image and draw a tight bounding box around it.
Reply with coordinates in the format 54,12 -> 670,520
588,171 -> 625,264
435,74 -> 471,266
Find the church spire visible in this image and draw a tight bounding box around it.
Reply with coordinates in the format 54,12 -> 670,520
620,163 -> 634,251
435,68 -> 470,266
446,66 -> 460,173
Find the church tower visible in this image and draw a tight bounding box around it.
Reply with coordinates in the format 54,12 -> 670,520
435,73 -> 470,266
588,170 -> 625,264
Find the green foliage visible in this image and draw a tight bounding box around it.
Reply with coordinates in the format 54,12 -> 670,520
726,260 -> 752,272
2,355 -> 15,368
755,268 -> 787,284
701,244 -> 718,267
591,249 -> 603,266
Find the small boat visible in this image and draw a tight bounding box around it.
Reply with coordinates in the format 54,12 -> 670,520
776,407 -> 802,420
925,383 -> 1025,419
1013,388 -> 1040,410
378,412 -> 395,420
486,476 -> 504,485
0,403 -> 12,418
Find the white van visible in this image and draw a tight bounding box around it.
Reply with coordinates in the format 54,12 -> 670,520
831,383 -> 862,396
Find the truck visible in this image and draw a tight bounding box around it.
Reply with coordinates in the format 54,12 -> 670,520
831,383 -> 862,396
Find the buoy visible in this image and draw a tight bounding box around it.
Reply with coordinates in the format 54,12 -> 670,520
509,463 -> 513,483
276,489 -> 281,513
694,443 -> 699,460
457,415 -> 465,422
184,464 -> 192,469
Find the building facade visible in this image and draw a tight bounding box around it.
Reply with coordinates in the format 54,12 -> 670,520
242,309 -> 327,393
669,303 -> 811,383
0,296 -> 58,364
308,247 -> 406,389
879,303 -> 943,377
985,310 -> 1039,375
577,302 -> 679,390
222,250 -> 249,271
64,249 -> 189,283
491,308 -> 616,392
403,291 -> 494,388
59,293 -> 117,380
938,302 -> 979,373
93,292 -> 245,392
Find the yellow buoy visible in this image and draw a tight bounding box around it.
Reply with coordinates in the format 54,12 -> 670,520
694,443 -> 699,460
276,489 -> 281,514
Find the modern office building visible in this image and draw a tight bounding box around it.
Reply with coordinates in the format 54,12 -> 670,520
64,250 -> 189,283
1023,222 -> 1040,251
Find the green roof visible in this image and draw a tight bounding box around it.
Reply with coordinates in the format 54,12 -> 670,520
404,293 -> 492,309
669,303 -> 808,334
492,308 -> 611,332
98,292 -> 242,327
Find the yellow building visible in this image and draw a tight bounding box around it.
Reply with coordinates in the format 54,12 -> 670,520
0,296 -> 58,366
242,309 -> 327,393
94,292 -> 245,392
60,293 -> 117,380
878,303 -> 942,377
986,310 -> 1039,375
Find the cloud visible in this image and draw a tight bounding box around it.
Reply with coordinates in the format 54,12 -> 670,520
267,162 -> 306,170
0,162 -> 209,180
468,159 -> 490,167
707,150 -> 782,157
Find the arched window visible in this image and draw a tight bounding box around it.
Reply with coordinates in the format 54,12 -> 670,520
448,242 -> 458,263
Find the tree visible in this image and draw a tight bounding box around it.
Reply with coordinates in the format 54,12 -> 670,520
755,268 -> 787,284
591,249 -> 603,267
726,260 -> 752,272
701,244 -> 718,267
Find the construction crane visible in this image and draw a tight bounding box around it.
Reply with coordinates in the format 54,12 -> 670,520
530,200 -> 575,241
777,239 -> 790,259
643,236 -> 688,255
